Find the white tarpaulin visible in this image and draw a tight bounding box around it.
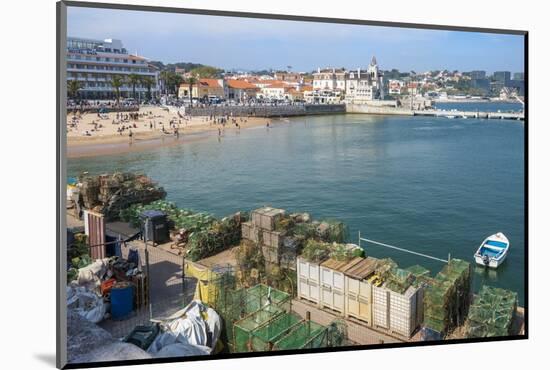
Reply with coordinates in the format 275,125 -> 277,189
148,300 -> 221,357
67,285 -> 107,324
77,258 -> 110,289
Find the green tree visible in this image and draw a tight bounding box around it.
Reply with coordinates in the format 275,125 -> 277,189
189,65 -> 222,78
110,75 -> 125,105
67,80 -> 83,100
160,70 -> 171,95
171,74 -> 183,95
127,73 -> 142,102
186,75 -> 197,106
159,71 -> 182,97
141,76 -> 155,101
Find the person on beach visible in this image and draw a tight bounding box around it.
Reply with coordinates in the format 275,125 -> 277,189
129,129 -> 133,142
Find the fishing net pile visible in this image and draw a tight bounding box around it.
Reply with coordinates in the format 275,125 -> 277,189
120,200 -> 216,232
423,259 -> 472,335
79,172 -> 167,220
466,285 -> 518,338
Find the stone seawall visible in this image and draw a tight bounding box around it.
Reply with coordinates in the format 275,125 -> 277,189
346,104 -> 414,116
185,104 -> 345,117
67,106 -> 140,114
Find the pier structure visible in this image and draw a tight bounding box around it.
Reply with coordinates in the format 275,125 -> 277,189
347,103 -> 524,120
413,109 -> 524,120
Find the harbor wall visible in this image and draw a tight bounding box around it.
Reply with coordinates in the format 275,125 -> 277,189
346,104 -> 414,116
185,104 -> 345,117
67,106 -> 140,113
180,103 -> 522,120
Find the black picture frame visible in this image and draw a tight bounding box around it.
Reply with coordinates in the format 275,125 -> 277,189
56,1 -> 528,368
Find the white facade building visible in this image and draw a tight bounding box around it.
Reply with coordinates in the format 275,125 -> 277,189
313,68 -> 347,91
260,83 -> 287,100
304,89 -> 343,104
345,56 -> 385,103
67,37 -> 159,100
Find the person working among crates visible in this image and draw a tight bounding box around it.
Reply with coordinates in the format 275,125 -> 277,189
175,228 -> 188,245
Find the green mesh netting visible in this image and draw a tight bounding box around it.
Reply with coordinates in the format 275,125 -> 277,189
385,267 -> 414,294
233,305 -> 285,352
273,321 -> 328,350
250,313 -> 303,351
209,284 -> 292,350
375,258 -> 398,279
406,265 -> 431,278
466,285 -> 517,338
423,259 -> 472,335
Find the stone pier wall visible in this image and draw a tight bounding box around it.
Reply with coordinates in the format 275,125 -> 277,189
185,104 -> 345,117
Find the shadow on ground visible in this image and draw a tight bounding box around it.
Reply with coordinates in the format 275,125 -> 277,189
33,353 -> 56,367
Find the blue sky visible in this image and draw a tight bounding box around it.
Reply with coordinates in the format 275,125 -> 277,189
67,7 -> 525,74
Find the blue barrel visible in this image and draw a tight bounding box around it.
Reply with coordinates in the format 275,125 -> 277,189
111,282 -> 134,320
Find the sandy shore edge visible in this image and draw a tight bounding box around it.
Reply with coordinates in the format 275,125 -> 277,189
67,106 -> 271,158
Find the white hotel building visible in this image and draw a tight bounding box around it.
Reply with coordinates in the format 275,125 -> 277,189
312,57 -> 385,104
66,37 -> 159,100
345,57 -> 385,103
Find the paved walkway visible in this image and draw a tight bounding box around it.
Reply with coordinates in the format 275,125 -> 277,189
99,240 -> 198,339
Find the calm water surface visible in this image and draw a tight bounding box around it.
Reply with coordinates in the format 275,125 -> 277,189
68,110 -> 525,304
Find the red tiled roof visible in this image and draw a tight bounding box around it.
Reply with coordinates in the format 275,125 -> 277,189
199,79 -> 222,88
264,82 -> 287,89
226,79 -> 258,89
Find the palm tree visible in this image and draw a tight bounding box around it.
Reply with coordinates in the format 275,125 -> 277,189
160,70 -> 171,96
110,75 -> 125,105
172,74 -> 183,96
141,76 -> 155,101
67,80 -> 83,100
127,73 -> 142,102
186,76 -> 197,106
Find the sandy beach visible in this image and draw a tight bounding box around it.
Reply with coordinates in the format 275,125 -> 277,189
67,106 -> 271,158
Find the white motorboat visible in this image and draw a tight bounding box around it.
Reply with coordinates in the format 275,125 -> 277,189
474,232 -> 509,268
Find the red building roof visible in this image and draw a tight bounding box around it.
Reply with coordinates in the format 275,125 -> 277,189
226,79 -> 258,89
